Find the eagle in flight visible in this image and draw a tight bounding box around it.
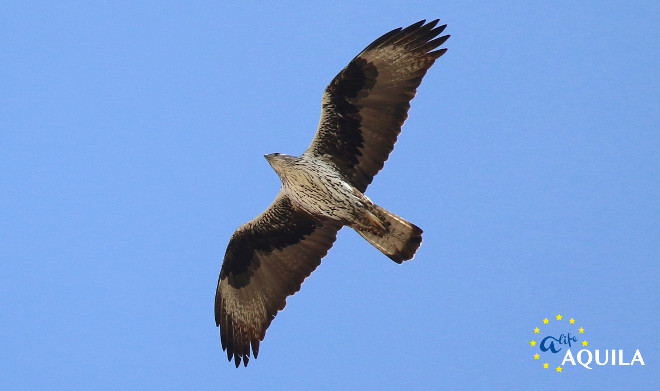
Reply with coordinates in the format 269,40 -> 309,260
215,19 -> 449,367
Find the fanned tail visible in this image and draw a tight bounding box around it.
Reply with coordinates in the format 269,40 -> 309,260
355,204 -> 423,263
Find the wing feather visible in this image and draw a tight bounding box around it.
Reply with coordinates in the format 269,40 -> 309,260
215,193 -> 341,367
305,19 -> 449,191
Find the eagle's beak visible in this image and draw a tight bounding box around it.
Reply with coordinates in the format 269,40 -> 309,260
264,153 -> 280,164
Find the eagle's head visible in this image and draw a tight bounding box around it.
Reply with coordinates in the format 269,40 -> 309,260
264,153 -> 299,182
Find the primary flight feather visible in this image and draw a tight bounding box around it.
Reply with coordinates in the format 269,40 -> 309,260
215,19 -> 449,367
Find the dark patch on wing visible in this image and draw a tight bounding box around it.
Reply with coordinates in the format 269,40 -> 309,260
305,19 -> 450,192
219,196 -> 317,288
311,58 -> 377,170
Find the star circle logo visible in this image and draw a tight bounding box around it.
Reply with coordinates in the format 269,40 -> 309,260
530,314 -> 586,373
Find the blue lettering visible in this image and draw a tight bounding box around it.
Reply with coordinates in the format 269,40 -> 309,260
540,333 -> 579,353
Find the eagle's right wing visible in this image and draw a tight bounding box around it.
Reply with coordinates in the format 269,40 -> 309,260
215,193 -> 341,367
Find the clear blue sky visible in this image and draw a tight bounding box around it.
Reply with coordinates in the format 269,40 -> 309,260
1,1 -> 658,390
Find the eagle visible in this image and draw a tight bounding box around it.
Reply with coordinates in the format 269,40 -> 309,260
215,19 -> 449,367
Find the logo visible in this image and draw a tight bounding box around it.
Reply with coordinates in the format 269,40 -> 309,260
530,314 -> 645,373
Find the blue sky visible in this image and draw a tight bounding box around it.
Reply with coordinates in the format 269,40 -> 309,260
1,1 -> 658,390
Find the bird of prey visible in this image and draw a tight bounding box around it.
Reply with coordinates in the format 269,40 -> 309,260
215,19 -> 449,367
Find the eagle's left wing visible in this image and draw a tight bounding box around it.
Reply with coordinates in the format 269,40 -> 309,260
215,193 -> 341,367
305,19 -> 449,192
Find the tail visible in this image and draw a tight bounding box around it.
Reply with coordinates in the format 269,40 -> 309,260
355,204 -> 423,263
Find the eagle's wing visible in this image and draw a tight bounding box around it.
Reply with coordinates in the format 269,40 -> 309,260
215,193 -> 341,367
305,19 -> 449,192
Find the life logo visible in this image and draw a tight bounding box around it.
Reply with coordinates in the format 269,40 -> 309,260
529,314 -> 645,372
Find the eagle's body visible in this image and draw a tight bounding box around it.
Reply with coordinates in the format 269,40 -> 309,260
216,20 -> 449,367
266,153 -> 363,224
267,152 -> 386,233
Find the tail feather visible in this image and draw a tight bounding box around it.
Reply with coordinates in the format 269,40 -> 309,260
355,205 -> 422,263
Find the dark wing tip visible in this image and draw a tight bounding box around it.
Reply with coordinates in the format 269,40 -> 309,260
430,46 -> 449,59
403,19 -> 430,32
426,35 -> 450,55
223,335 -> 255,368
251,339 -> 260,358
362,19 -> 447,54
